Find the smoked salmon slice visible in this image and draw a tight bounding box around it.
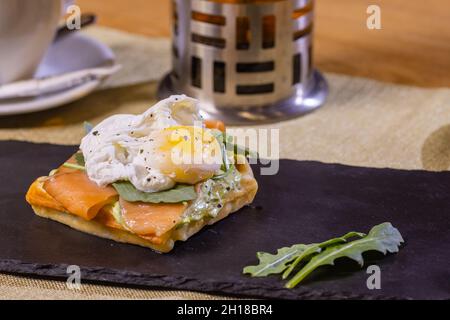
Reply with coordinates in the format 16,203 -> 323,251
43,170 -> 118,220
30,152 -> 191,243
204,119 -> 225,132
94,205 -> 173,245
26,178 -> 66,212
94,206 -> 124,230
120,198 -> 187,236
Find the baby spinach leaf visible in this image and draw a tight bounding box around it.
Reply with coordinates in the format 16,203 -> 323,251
113,181 -> 197,203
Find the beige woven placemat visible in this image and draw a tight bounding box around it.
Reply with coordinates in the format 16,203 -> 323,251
1,26 -> 449,299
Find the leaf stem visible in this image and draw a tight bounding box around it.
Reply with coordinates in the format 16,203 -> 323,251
62,162 -> 85,171
282,246 -> 319,279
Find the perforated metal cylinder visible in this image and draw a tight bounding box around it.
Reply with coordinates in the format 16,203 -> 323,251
158,0 -> 327,124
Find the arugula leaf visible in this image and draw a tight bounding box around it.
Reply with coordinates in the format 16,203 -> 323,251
216,132 -> 230,173
75,152 -> 85,166
242,223 -> 404,289
62,152 -> 85,171
243,244 -> 311,277
211,164 -> 234,180
224,134 -> 258,159
243,231 -> 364,277
285,223 -> 403,288
113,181 -> 197,203
282,231 -> 364,279
211,129 -> 257,164
234,144 -> 258,159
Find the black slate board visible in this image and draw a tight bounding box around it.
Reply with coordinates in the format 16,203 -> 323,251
0,140 -> 449,300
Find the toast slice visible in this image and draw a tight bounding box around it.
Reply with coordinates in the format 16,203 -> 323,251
27,160 -> 258,253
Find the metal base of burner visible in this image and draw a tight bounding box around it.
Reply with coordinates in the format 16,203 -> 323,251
157,70 -> 328,125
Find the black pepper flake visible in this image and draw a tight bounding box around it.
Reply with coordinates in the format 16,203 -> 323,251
92,130 -> 99,136
217,204 -> 222,208
147,178 -> 151,182
226,187 -> 231,191
140,149 -> 144,154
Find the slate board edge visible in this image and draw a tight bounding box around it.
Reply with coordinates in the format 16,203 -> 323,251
5,140 -> 447,175
0,259 -> 409,300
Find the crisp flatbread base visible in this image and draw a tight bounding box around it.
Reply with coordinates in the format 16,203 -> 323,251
30,162 -> 258,253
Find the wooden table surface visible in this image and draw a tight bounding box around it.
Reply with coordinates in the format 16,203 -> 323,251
77,0 -> 450,88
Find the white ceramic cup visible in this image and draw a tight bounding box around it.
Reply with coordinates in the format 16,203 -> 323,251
0,0 -> 62,85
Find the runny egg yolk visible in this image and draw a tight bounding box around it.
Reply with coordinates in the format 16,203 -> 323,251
155,126 -> 222,184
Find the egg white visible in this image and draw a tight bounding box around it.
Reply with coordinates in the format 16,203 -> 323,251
80,95 -> 222,193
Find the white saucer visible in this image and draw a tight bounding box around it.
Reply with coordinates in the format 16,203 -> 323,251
0,32 -> 116,116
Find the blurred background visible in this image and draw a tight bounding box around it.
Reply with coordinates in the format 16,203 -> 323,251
0,0 -> 449,165
78,0 -> 450,88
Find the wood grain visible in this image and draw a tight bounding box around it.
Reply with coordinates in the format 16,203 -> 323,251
76,0 -> 450,87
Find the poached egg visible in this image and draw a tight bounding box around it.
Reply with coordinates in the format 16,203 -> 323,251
80,95 -> 222,193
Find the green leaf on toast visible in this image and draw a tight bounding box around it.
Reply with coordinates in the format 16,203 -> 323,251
62,162 -> 85,171
211,129 -> 258,162
75,152 -> 85,166
243,231 -> 364,277
285,222 -> 404,288
62,152 -> 86,170
234,144 -> 258,159
113,181 -> 197,203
